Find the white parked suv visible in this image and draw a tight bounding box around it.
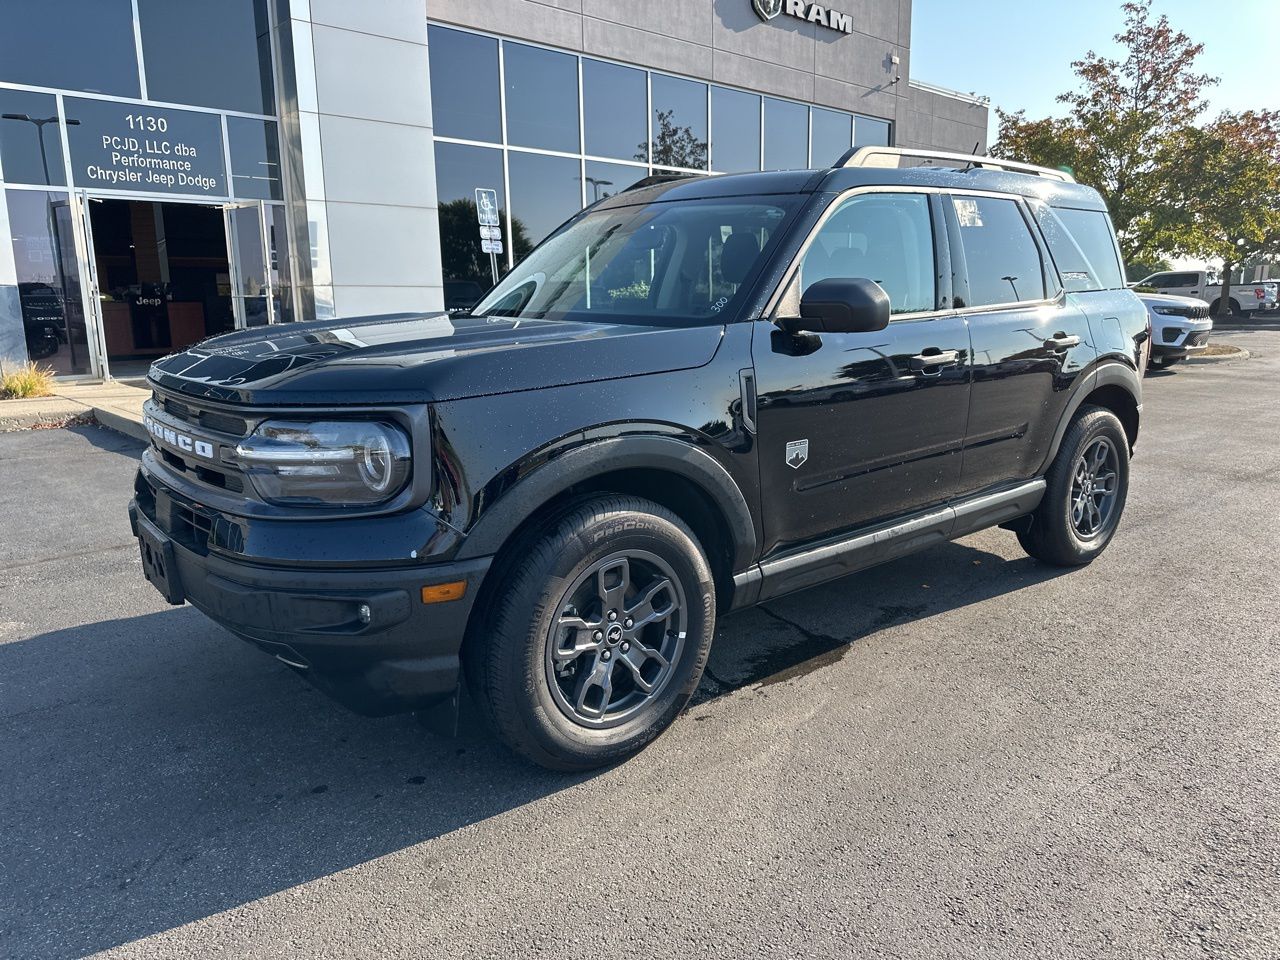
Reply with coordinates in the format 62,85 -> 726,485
1138,293 -> 1213,369
1133,270 -> 1278,317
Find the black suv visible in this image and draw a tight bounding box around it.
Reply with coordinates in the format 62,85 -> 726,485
130,148 -> 1150,770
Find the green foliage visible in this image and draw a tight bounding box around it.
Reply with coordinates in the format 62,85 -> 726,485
993,0 -> 1280,318
641,110 -> 707,170
994,1 -> 1216,265
1,362 -> 56,399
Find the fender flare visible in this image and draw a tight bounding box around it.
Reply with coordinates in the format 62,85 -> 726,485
455,435 -> 758,570
1038,360 -> 1142,474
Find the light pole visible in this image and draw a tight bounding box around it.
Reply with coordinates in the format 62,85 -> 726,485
585,177 -> 614,203
2,112 -> 82,370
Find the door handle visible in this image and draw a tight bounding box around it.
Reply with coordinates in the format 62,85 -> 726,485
1044,333 -> 1081,350
909,349 -> 960,374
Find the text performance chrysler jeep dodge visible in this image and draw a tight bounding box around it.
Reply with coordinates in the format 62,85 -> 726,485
130,148 -> 1150,770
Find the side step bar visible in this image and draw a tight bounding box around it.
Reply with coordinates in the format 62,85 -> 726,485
734,479 -> 1046,606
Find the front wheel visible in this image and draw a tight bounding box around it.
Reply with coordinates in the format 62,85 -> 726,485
467,495 -> 715,771
1017,406 -> 1130,567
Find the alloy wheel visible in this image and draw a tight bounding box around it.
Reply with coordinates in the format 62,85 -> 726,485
545,550 -> 687,728
1070,436 -> 1119,540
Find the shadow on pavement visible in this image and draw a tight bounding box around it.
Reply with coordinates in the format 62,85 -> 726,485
1,537 -> 1067,958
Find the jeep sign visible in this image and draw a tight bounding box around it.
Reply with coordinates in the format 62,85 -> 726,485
753,0 -> 854,33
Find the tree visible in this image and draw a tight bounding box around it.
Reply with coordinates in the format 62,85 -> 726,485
1166,110 -> 1280,316
993,0 -> 1217,264
639,110 -> 707,170
438,198 -> 531,284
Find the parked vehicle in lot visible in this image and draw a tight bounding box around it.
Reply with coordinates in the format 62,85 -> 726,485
130,148 -> 1150,770
1139,293 -> 1213,369
1132,269 -> 1278,317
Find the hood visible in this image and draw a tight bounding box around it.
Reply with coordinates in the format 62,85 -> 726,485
149,312 -> 724,406
1137,293 -> 1210,309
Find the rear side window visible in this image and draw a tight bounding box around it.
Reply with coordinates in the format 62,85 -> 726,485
1053,207 -> 1125,290
951,196 -> 1046,307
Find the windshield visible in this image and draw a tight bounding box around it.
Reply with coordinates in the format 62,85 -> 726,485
471,196 -> 800,325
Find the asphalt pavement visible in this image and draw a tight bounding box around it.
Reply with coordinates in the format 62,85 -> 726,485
1,330 -> 1277,959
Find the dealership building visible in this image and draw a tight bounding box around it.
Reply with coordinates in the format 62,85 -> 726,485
0,0 -> 988,379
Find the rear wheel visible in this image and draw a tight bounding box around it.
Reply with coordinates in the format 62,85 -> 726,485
1017,406 -> 1130,567
467,495 -> 715,771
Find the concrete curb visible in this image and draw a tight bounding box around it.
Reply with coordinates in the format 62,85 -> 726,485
1185,347 -> 1250,365
0,381 -> 150,440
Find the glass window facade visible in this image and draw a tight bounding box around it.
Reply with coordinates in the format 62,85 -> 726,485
855,116 -> 893,148
428,26 -> 501,143
583,60 -> 647,162
651,75 -> 707,170
508,151 -> 582,257
504,43 -> 579,153
711,87 -> 761,173
5,189 -> 92,375
811,108 -> 853,168
137,0 -> 274,115
0,0 -> 139,97
228,117 -> 283,201
764,98 -> 808,171
0,91 -> 67,186
428,25 -> 894,283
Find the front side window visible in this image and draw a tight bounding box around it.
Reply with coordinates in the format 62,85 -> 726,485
951,196 -> 1046,307
472,197 -> 799,326
798,193 -> 937,315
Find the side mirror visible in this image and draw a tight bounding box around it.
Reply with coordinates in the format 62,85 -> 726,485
783,278 -> 891,335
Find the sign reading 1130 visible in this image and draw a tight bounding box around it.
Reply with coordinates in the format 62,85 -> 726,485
64,97 -> 226,197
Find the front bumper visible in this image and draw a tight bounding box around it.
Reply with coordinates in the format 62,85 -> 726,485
128,481 -> 490,716
1152,320 -> 1212,359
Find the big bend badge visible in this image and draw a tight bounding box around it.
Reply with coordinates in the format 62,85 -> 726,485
753,0 -> 784,21
786,439 -> 809,470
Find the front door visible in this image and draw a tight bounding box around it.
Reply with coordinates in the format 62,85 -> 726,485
752,191 -> 972,558
222,201 -> 277,329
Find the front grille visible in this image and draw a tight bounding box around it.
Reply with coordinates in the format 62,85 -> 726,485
1156,304 -> 1209,320
160,396 -> 249,437
147,389 -> 257,500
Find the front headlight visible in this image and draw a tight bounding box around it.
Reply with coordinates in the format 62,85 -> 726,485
1151,306 -> 1182,316
235,420 -> 412,507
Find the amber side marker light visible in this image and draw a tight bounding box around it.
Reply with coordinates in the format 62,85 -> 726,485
421,581 -> 466,604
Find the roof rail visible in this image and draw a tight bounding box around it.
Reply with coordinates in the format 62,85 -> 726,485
836,146 -> 1076,183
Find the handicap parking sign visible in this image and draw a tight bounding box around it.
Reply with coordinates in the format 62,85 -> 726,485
474,188 -> 500,227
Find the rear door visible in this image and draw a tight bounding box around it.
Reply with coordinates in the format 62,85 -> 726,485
949,193 -> 1095,494
751,190 -> 972,556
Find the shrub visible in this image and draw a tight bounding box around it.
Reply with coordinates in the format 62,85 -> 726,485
0,362 -> 56,399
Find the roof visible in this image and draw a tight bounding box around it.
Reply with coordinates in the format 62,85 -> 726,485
596,164 -> 1107,212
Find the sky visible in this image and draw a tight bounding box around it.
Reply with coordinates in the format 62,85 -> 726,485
911,0 -> 1279,141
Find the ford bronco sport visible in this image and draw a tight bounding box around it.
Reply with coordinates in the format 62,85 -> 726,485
130,147 -> 1150,770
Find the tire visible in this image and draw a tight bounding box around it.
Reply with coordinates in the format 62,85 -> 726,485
1209,298 -> 1241,318
466,495 -> 715,771
1017,406 -> 1130,567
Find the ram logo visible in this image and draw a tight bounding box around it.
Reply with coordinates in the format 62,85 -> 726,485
753,0 -> 784,20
